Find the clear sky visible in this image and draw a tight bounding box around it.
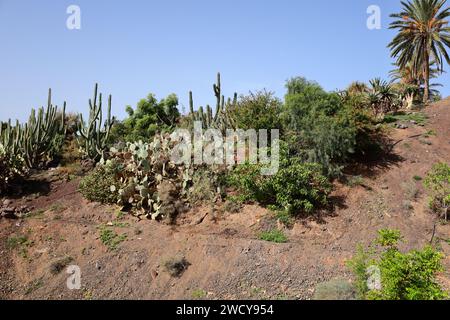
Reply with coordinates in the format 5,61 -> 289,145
1,0 -> 449,122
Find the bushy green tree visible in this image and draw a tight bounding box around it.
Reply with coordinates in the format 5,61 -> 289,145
348,229 -> 448,300
228,143 -> 332,216
111,93 -> 180,142
230,90 -> 283,131
425,162 -> 450,218
282,77 -> 358,176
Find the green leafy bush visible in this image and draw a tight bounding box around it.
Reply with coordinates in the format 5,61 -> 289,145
228,145 -> 332,216
348,229 -> 448,300
229,90 -> 283,131
98,226 -> 127,251
78,160 -> 121,204
111,93 -> 180,143
281,77 -> 379,176
346,244 -> 371,299
271,160 -> 331,214
425,162 -> 450,218
259,229 -> 288,243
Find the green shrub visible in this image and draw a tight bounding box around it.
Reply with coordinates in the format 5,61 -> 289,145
425,163 -> 450,217
271,160 -> 331,214
347,229 -> 448,300
281,77 -> 379,176
228,146 -> 331,216
287,113 -> 357,177
79,160 -> 121,204
313,279 -> 357,300
192,289 -> 208,299
376,229 -> 403,247
227,162 -> 275,204
110,93 -> 180,143
98,227 -> 127,251
259,229 -> 288,243
347,244 -> 372,299
230,90 -> 283,131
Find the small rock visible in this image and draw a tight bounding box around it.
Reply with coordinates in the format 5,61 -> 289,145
381,185 -> 389,190
1,208 -> 18,219
2,199 -> 12,206
95,262 -> 101,270
1,212 -> 17,219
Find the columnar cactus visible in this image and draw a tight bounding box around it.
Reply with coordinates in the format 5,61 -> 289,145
189,73 -> 237,133
77,83 -> 115,161
0,89 -> 66,169
20,89 -> 66,168
0,119 -> 22,157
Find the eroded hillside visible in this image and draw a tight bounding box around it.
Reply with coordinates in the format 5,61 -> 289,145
1,99 -> 449,300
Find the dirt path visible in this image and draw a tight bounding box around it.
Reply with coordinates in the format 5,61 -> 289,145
1,99 -> 449,300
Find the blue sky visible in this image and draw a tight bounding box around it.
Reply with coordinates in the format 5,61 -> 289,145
1,0 -> 449,122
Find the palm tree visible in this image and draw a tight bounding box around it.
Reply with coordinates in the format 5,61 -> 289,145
388,0 -> 450,104
390,61 -> 443,103
390,61 -> 442,85
389,62 -> 420,85
368,78 -> 397,115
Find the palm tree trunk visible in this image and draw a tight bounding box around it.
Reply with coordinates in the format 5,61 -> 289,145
423,53 -> 430,104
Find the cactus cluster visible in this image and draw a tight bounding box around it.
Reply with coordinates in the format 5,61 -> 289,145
0,89 -> 66,169
106,133 -> 192,219
0,141 -> 23,193
0,119 -> 22,158
77,83 -> 115,161
0,89 -> 66,193
22,89 -> 66,168
189,73 -> 238,133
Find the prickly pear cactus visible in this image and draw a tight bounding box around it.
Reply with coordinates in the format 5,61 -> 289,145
106,133 -> 188,219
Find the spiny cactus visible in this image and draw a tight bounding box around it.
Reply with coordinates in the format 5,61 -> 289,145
104,134 -> 194,220
1,89 -> 66,169
20,89 -> 66,168
0,89 -> 65,192
0,124 -> 25,194
77,83 -> 115,161
0,119 -> 22,157
189,73 -> 237,133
